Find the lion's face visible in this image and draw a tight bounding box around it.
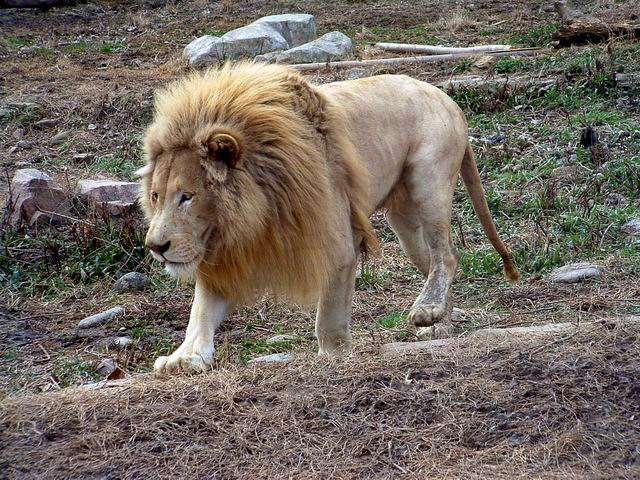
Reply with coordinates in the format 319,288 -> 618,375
142,133 -> 266,281
143,148 -> 213,280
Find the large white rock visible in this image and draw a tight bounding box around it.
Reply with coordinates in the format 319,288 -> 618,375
183,35 -> 224,67
9,168 -> 69,226
256,31 -> 354,64
220,23 -> 288,59
549,262 -> 603,283
254,14 -> 316,47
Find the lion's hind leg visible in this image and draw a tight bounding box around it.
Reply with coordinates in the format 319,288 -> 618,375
387,157 -> 461,338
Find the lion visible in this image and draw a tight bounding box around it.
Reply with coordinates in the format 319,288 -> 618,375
137,62 -> 519,375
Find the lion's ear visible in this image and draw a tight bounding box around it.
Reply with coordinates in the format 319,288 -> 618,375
206,133 -> 241,169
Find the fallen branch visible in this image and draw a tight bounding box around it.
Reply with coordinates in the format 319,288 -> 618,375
291,48 -> 545,72
376,42 -> 513,55
437,74 -> 561,91
552,0 -> 640,47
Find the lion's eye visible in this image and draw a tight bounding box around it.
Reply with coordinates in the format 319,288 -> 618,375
151,192 -> 158,202
179,193 -> 193,204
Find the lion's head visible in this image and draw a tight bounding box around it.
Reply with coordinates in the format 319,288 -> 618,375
138,62 -> 376,303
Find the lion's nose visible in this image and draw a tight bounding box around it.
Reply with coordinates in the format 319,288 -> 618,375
147,240 -> 171,256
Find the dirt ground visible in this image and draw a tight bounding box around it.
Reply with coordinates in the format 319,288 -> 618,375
1,0 -> 640,478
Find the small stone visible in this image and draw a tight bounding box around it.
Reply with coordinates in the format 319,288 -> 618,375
347,68 -> 370,80
16,140 -> 35,149
78,307 -> 125,328
622,219 -> 640,236
249,353 -> 293,363
119,326 -> 126,332
73,153 -> 94,162
50,131 -> 70,145
605,193 -> 628,207
113,272 -> 150,293
549,262 -> 603,284
96,358 -> 117,376
13,128 -> 25,139
551,165 -> 587,178
34,118 -> 58,128
113,337 -> 134,348
265,334 -> 298,344
88,123 -> 98,130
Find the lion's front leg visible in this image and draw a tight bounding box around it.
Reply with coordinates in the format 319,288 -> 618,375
316,255 -> 358,357
154,280 -> 228,376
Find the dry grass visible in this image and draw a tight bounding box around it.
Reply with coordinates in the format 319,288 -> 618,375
2,320 -> 639,479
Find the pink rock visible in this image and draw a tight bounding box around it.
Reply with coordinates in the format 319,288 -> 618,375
77,179 -> 140,215
8,168 -> 69,226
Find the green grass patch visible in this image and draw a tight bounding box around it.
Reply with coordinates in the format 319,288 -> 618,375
376,311 -> 406,329
1,215 -> 150,297
100,41 -> 125,53
53,358 -> 101,387
510,22 -> 560,47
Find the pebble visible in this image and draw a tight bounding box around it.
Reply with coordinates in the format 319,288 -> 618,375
265,334 -> 299,344
113,272 -> 150,293
249,353 -> 293,363
113,337 -> 134,348
78,307 -> 124,328
549,262 -> 603,284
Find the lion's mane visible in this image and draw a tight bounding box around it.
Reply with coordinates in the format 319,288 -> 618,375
140,62 -> 378,303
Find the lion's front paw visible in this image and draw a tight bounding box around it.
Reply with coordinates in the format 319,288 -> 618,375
408,302 -> 448,327
154,351 -> 213,376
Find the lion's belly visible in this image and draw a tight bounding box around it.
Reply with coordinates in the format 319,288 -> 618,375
320,75 -> 467,211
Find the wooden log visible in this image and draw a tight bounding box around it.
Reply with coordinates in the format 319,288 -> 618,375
552,0 -> 640,47
291,48 -> 545,72
376,42 -> 513,55
437,74 -> 561,91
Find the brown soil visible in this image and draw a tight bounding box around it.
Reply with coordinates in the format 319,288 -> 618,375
2,320 -> 639,479
1,1 -> 640,477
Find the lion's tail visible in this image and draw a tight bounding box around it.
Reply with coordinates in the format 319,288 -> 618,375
460,142 -> 520,282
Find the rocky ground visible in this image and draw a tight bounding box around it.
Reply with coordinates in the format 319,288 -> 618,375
1,0 -> 639,478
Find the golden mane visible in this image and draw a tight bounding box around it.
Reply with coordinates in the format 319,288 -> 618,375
141,62 -> 378,304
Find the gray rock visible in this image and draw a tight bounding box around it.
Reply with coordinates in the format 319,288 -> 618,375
606,193 -> 629,207
220,23 -> 288,59
9,168 -> 70,225
622,219 -> 640,236
78,179 -> 139,215
113,272 -> 150,293
265,334 -> 298,344
78,307 -> 125,328
254,13 -> 316,47
183,35 -> 224,67
96,358 -> 117,376
549,262 -> 603,283
50,130 -> 70,145
16,140 -> 35,149
347,68 -> 370,80
113,337 -> 134,348
257,31 -> 353,64
249,353 -> 294,363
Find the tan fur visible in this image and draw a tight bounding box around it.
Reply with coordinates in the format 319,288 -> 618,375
141,64 -> 520,375
139,62 -> 377,304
